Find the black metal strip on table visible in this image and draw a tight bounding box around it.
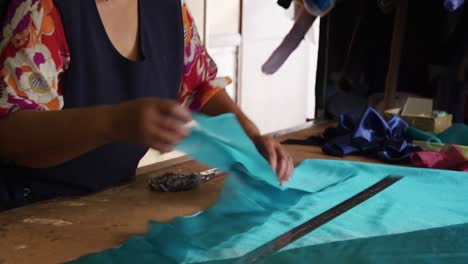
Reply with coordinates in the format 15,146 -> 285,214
232,176 -> 403,264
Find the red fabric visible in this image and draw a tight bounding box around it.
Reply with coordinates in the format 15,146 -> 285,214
411,145 -> 468,172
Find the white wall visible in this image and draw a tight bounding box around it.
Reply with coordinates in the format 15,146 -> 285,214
186,0 -> 205,40
240,0 -> 319,134
208,46 -> 239,100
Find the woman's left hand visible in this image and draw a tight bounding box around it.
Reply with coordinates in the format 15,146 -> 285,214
253,136 -> 295,185
199,90 -> 295,184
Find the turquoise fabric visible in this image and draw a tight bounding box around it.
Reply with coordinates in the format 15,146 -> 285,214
178,114 -> 280,189
205,223 -> 468,264
70,114 -> 468,263
179,114 -> 348,192
405,127 -> 443,143
263,223 -> 468,264
406,123 -> 468,145
438,124 -> 468,145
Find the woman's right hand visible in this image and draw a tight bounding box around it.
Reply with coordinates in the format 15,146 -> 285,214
109,98 -> 192,152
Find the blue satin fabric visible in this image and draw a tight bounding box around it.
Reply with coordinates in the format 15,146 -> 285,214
70,114 -> 468,264
323,107 -> 420,162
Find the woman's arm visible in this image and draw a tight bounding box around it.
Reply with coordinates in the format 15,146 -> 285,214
0,106 -> 113,168
200,90 -> 294,184
0,99 -> 191,168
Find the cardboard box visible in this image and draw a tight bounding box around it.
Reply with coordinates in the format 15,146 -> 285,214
384,97 -> 452,134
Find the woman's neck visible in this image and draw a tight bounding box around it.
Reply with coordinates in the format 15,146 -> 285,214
95,0 -> 142,61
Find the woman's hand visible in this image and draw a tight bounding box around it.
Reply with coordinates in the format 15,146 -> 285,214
110,98 -> 192,152
253,136 -> 295,185
199,90 -> 295,184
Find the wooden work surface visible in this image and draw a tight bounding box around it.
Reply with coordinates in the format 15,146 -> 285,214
0,124 -> 383,264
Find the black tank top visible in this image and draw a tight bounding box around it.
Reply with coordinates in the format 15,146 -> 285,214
0,0 -> 184,210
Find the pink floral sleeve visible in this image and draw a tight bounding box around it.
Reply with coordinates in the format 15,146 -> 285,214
0,0 -> 70,117
178,0 -> 232,111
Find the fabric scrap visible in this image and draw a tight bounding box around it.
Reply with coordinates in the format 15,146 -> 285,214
148,173 -> 201,192
405,127 -> 443,143
178,113 -> 282,190
413,140 -> 468,156
406,123 -> 468,146
411,145 -> 468,172
322,107 -> 420,162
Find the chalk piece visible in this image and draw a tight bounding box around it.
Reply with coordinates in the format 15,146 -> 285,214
23,218 -> 73,226
14,245 -> 27,250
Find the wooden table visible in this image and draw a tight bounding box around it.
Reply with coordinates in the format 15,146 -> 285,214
0,125 -> 382,263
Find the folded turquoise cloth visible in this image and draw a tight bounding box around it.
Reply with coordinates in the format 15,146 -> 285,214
70,114 -> 468,264
406,123 -> 468,146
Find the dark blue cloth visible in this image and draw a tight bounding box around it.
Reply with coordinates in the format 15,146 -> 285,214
0,0 -> 184,210
323,107 -> 420,162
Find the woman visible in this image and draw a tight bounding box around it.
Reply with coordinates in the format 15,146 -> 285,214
0,0 -> 294,210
